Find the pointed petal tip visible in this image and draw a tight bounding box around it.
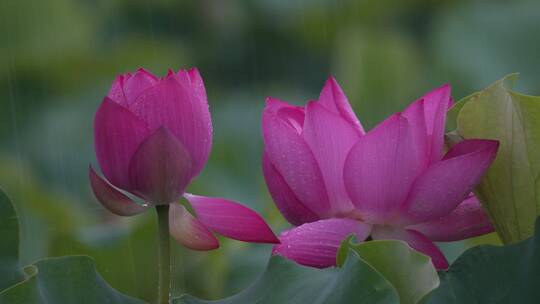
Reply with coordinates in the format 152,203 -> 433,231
111,74 -> 125,85
185,194 -> 280,244
317,76 -> 364,133
322,74 -> 341,90
444,138 -> 500,160
324,75 -> 338,87
135,67 -> 157,77
408,194 -> 495,242
485,139 -> 500,149
440,82 -> 451,90
264,96 -> 283,108
431,83 -> 452,96
188,67 -> 200,76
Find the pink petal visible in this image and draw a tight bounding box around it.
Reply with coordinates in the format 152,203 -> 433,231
344,114 -> 423,224
89,166 -> 148,216
408,194 -> 494,242
94,97 -> 150,190
262,152 -> 320,225
401,139 -> 499,224
265,97 -> 305,133
371,226 -> 449,270
302,102 -> 359,215
169,203 -> 219,250
272,218 -> 372,268
127,76 -> 212,178
401,85 -> 452,166
122,68 -> 159,103
170,68 -> 203,100
128,127 -> 193,205
187,68 -> 208,104
262,103 -> 331,218
184,193 -> 279,244
107,75 -> 128,105
402,98 -> 429,168
318,76 -> 364,134
420,84 -> 451,163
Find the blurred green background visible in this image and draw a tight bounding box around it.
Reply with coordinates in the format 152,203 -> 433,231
1,0 -> 539,301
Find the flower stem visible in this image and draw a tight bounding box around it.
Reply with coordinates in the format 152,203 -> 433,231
156,205 -> 171,304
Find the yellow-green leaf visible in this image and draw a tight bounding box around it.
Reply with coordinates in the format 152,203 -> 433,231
454,74 -> 540,243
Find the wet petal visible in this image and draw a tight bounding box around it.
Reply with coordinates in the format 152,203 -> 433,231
94,97 -> 150,190
344,114 -> 423,224
128,127 -> 193,205
128,76 -> 212,178
303,102 -> 359,214
122,68 -> 159,103
372,226 -> 448,270
169,203 -> 219,250
265,97 -> 305,133
89,166 -> 148,216
262,104 -> 331,218
408,194 -> 494,242
187,68 -> 208,104
262,152 -> 319,225
184,193 -> 279,244
273,218 -> 372,268
401,139 -> 499,224
318,76 -> 364,133
107,74 -> 128,105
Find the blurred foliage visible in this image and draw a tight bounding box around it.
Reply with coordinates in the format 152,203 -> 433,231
1,0 -> 539,301
0,188 -> 144,303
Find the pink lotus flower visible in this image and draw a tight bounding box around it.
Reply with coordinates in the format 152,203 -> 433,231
90,68 -> 278,249
263,77 -> 498,269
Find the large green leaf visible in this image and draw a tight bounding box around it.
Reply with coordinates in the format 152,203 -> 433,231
422,217 -> 540,303
0,187 -> 146,303
453,75 -> 540,243
0,188 -> 24,290
0,256 -> 146,304
337,239 -> 439,304
173,251 -> 399,304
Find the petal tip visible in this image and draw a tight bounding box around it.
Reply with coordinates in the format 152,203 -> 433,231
324,75 -> 338,87
185,194 -> 280,244
265,96 -> 280,107
434,83 -> 452,96
188,67 -> 200,77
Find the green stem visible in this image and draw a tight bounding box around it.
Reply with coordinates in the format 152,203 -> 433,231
156,205 -> 171,304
